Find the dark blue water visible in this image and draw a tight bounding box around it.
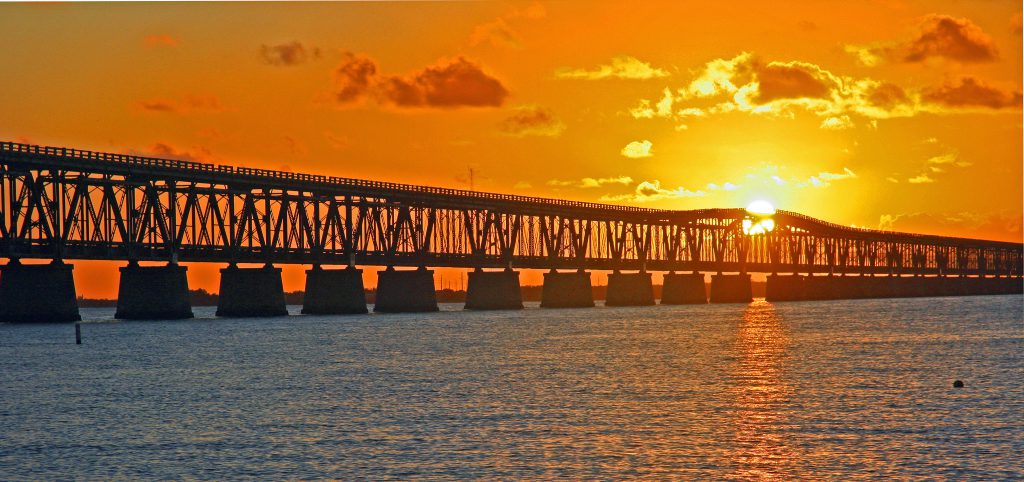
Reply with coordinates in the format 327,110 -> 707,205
1,296 -> 1021,479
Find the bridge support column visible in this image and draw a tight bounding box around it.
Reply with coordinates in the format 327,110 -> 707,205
216,265 -> 289,317
465,269 -> 523,310
0,261 -> 81,323
660,273 -> 707,304
541,270 -> 594,308
115,263 -> 193,320
302,266 -> 367,315
374,267 -> 439,313
710,274 -> 752,303
765,274 -> 805,301
804,275 -> 841,300
604,271 -> 655,306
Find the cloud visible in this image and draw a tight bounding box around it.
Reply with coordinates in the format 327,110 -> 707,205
144,34 -> 178,47
332,53 -> 509,109
333,52 -> 379,103
1013,13 -> 1023,35
325,132 -> 350,150
547,176 -> 633,188
555,56 -> 670,80
260,41 -> 320,66
922,77 -> 1023,109
600,180 -> 705,203
707,182 -> 740,191
802,167 -> 857,188
621,140 -> 653,158
878,211 -> 1022,241
470,19 -> 523,49
820,115 -> 854,130
629,51 -> 1022,128
468,1 -> 545,49
134,95 -> 224,114
498,105 -> 566,137
902,150 -> 973,184
513,181 -> 533,189
898,15 -> 998,63
133,142 -> 213,163
848,15 -> 998,65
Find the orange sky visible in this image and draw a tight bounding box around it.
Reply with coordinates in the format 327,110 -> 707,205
1,1 -> 1021,298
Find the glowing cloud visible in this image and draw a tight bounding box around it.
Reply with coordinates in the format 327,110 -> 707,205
621,140 -> 653,158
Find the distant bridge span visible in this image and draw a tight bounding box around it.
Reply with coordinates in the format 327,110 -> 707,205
0,141 -> 1020,321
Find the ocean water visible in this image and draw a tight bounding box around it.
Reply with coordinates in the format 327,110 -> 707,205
1,296 -> 1021,480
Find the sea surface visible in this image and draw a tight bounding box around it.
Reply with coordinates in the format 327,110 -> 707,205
1,296 -> 1021,480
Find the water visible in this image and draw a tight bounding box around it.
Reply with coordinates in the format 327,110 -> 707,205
1,296 -> 1021,479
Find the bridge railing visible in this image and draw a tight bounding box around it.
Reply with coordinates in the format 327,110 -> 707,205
1,141 -> 660,214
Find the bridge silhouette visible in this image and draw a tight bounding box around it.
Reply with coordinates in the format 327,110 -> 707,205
0,141 -> 1020,322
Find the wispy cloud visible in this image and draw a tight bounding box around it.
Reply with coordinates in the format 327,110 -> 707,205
600,180 -> 705,202
144,34 -> 178,48
556,56 -> 670,80
547,176 -> 633,188
134,95 -> 224,114
468,1 -> 545,49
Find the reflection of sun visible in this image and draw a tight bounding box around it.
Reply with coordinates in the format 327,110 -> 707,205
729,300 -> 797,480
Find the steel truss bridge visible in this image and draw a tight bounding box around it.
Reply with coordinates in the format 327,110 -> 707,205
1,141 -> 1021,277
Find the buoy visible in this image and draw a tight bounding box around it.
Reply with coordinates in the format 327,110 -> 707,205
75,322 -> 81,345
953,380 -> 964,388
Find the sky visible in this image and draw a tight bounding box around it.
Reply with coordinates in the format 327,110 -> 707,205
0,1 -> 1021,298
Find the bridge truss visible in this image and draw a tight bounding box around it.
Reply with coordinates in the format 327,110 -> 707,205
1,142 -> 1020,276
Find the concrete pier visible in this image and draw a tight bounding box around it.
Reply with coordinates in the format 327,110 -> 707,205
765,274 -> 805,301
604,272 -> 655,306
709,274 -> 752,303
302,266 -> 367,315
0,261 -> 81,323
374,268 -> 439,313
216,265 -> 288,317
660,273 -> 707,304
540,270 -> 594,308
115,264 -> 193,320
465,269 -> 523,310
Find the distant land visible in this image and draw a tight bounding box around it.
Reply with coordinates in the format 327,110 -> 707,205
77,282 -> 769,306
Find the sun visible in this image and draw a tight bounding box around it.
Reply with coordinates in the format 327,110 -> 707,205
746,199 -> 776,216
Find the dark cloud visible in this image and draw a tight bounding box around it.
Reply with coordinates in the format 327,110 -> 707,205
331,54 -> 509,109
923,77 -> 1022,109
898,15 -> 998,63
333,53 -> 378,103
498,105 -> 565,137
754,62 -> 832,102
260,41 -> 319,66
868,82 -> 910,109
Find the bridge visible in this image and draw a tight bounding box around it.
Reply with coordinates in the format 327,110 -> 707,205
0,141 -> 1020,322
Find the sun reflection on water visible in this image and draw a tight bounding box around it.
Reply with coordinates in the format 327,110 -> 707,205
729,300 -> 797,480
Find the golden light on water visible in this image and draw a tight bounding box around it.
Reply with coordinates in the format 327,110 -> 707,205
730,300 -> 796,479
